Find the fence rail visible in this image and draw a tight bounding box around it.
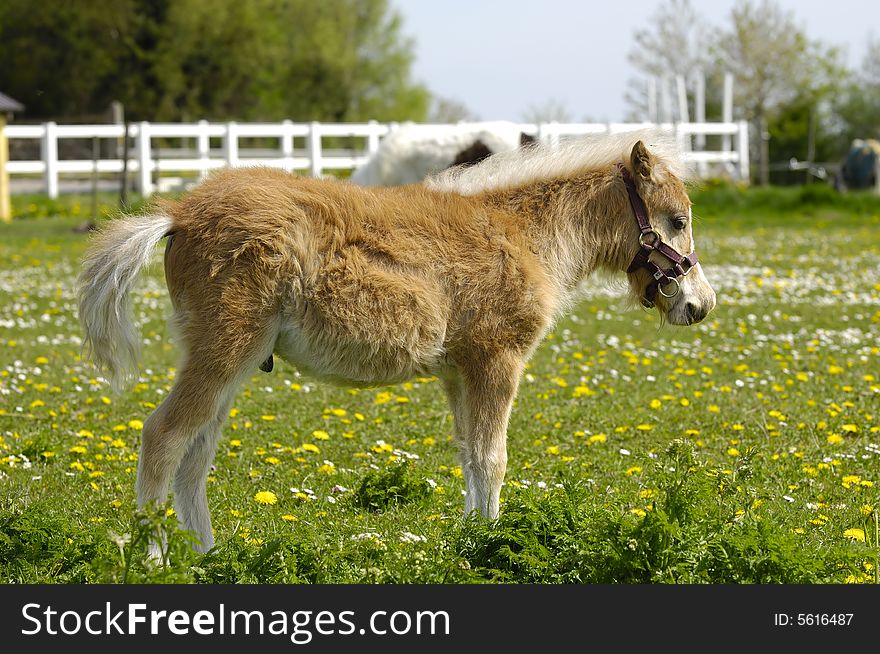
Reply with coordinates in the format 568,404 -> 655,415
2,120 -> 749,197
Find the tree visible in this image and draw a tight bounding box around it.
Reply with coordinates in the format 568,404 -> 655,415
624,0 -> 711,121
521,98 -> 572,124
428,96 -> 479,123
712,0 -> 818,184
830,36 -> 880,148
863,36 -> 880,87
0,0 -> 429,123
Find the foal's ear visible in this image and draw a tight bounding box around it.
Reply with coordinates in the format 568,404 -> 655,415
630,140 -> 655,183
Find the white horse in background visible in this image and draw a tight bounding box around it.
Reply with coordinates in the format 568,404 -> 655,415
350,121 -> 535,186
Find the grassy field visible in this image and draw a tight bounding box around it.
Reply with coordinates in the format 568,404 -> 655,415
1,184 -> 879,584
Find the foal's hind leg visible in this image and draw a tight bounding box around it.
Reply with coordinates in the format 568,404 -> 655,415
137,328 -> 275,557
446,354 -> 522,519
170,391 -> 236,553
137,362 -> 236,559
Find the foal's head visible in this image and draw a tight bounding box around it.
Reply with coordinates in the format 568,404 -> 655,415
621,141 -> 716,326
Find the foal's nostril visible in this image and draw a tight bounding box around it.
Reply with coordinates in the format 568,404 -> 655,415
686,302 -> 701,324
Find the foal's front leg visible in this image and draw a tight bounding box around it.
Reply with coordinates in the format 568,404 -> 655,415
451,354 -> 523,519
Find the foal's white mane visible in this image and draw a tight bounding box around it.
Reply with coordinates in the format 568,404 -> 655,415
425,129 -> 688,196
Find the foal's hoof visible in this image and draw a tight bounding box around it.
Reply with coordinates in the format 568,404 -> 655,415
259,355 -> 274,372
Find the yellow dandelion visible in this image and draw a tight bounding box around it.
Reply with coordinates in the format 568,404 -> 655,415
128,419 -> 143,430
588,433 -> 607,444
843,528 -> 866,542
281,514 -> 298,522
827,434 -> 843,445
312,430 -> 330,440
301,443 -> 320,454
626,466 -> 642,476
573,385 -> 594,397
842,475 -> 862,489
254,491 -> 278,505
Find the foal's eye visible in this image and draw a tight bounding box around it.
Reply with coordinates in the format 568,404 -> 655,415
671,216 -> 688,231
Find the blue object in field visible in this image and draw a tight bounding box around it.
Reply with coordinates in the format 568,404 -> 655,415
841,139 -> 880,189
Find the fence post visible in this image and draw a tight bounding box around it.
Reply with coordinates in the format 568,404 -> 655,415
737,120 -> 750,183
722,73 -> 734,153
281,119 -> 294,171
198,119 -> 210,179
136,121 -> 153,196
0,117 -> 10,221
224,122 -> 239,168
537,122 -> 560,148
367,119 -> 380,155
307,121 -> 322,178
42,121 -> 59,198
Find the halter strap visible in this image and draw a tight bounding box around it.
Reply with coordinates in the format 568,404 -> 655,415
618,163 -> 698,306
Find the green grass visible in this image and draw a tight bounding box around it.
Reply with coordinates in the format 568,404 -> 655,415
1,185 -> 879,583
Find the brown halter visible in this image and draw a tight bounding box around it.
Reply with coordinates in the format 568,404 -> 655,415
618,163 -> 698,308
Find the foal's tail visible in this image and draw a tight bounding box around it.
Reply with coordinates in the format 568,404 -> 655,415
77,213 -> 174,392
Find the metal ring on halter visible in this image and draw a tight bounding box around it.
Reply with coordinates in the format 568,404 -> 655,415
674,260 -> 694,277
657,277 -> 680,298
638,231 -> 660,249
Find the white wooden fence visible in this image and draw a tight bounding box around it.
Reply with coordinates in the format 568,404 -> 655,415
2,120 -> 749,197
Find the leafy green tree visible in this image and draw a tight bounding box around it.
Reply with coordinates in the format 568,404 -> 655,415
712,0 -> 847,185
0,0 -> 428,123
830,37 -> 880,147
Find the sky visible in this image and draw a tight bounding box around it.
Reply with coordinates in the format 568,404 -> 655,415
393,0 -> 878,122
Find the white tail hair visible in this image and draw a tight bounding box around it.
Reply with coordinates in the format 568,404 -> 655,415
77,213 -> 173,391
